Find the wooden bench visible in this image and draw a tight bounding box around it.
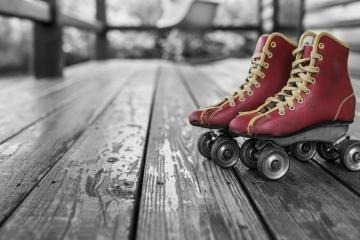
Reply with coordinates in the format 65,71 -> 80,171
0,59 -> 360,239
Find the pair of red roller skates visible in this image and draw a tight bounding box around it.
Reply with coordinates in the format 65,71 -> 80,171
189,32 -> 359,180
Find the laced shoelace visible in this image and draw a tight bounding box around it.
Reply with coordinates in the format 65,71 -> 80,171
263,45 -> 321,115
224,49 -> 272,107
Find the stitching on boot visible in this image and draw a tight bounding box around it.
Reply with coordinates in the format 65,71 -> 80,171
201,108 -> 217,123
247,114 -> 269,135
333,93 -> 355,121
209,106 -> 222,119
254,114 -> 270,128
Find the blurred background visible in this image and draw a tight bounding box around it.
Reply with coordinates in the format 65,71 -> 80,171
0,0 -> 359,77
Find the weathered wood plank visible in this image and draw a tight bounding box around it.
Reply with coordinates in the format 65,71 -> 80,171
0,61 -> 130,144
136,63 -> 270,240
236,160 -> 360,240
0,64 -> 159,240
194,59 -> 360,239
0,61 -> 139,225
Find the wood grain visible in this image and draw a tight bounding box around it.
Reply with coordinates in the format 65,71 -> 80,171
0,64 -> 159,240
0,61 -> 139,225
236,159 -> 360,240
0,61 -> 132,144
136,63 -> 269,240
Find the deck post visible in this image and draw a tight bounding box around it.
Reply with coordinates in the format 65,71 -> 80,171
33,0 -> 63,78
297,0 -> 305,39
257,0 -> 263,35
95,0 -> 108,60
272,0 -> 279,32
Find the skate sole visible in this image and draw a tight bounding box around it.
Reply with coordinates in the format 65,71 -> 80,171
190,121 -> 227,130
254,122 -> 350,147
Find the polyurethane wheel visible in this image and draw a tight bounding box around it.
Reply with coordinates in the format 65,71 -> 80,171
239,139 -> 258,169
211,136 -> 240,168
317,142 -> 339,162
257,146 -> 289,180
339,140 -> 360,171
197,131 -> 213,159
291,142 -> 316,162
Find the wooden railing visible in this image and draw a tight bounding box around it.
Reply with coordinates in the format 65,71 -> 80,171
0,0 -> 267,79
304,0 -> 360,77
0,0 -> 311,79
0,0 -> 107,78
258,0 -> 305,38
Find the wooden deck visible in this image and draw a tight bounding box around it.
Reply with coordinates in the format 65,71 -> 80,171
0,59 -> 360,240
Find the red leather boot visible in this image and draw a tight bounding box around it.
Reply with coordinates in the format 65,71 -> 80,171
231,32 -> 360,180
190,33 -> 296,167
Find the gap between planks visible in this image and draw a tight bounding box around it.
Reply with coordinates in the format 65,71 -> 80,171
0,61 -> 143,232
0,62 -> 160,240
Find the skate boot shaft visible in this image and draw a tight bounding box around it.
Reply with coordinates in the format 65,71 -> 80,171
188,33 -> 297,129
229,32 -> 318,136
245,32 -> 356,137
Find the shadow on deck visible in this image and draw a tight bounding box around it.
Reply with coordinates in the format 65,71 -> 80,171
0,59 -> 360,239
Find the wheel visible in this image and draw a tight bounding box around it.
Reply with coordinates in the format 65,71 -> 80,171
317,142 -> 339,161
197,131 -> 213,159
240,139 -> 258,169
257,146 -> 290,180
211,136 -> 240,168
339,140 -> 360,171
291,142 -> 316,162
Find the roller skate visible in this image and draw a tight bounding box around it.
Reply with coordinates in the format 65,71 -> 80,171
189,33 -> 297,167
229,32 -> 359,180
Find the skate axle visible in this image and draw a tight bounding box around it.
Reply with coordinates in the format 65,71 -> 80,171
271,160 -> 281,170
353,153 -> 360,162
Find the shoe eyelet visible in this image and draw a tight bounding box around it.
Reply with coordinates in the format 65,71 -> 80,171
311,78 -> 316,84
271,42 -> 277,48
239,98 -> 245,102
315,67 -> 320,72
265,63 -> 269,69
319,55 -> 323,61
305,89 -> 311,95
248,91 -> 253,96
289,106 -> 295,111
255,83 -> 260,88
279,111 -> 285,116
319,43 -> 325,49
297,99 -> 304,103
229,102 -> 235,107
260,73 -> 265,79
268,52 -> 273,59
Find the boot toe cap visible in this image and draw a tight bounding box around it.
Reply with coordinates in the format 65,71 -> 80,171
229,112 -> 259,136
188,110 -> 203,126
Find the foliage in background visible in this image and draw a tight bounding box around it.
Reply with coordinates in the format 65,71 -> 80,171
0,18 -> 31,75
